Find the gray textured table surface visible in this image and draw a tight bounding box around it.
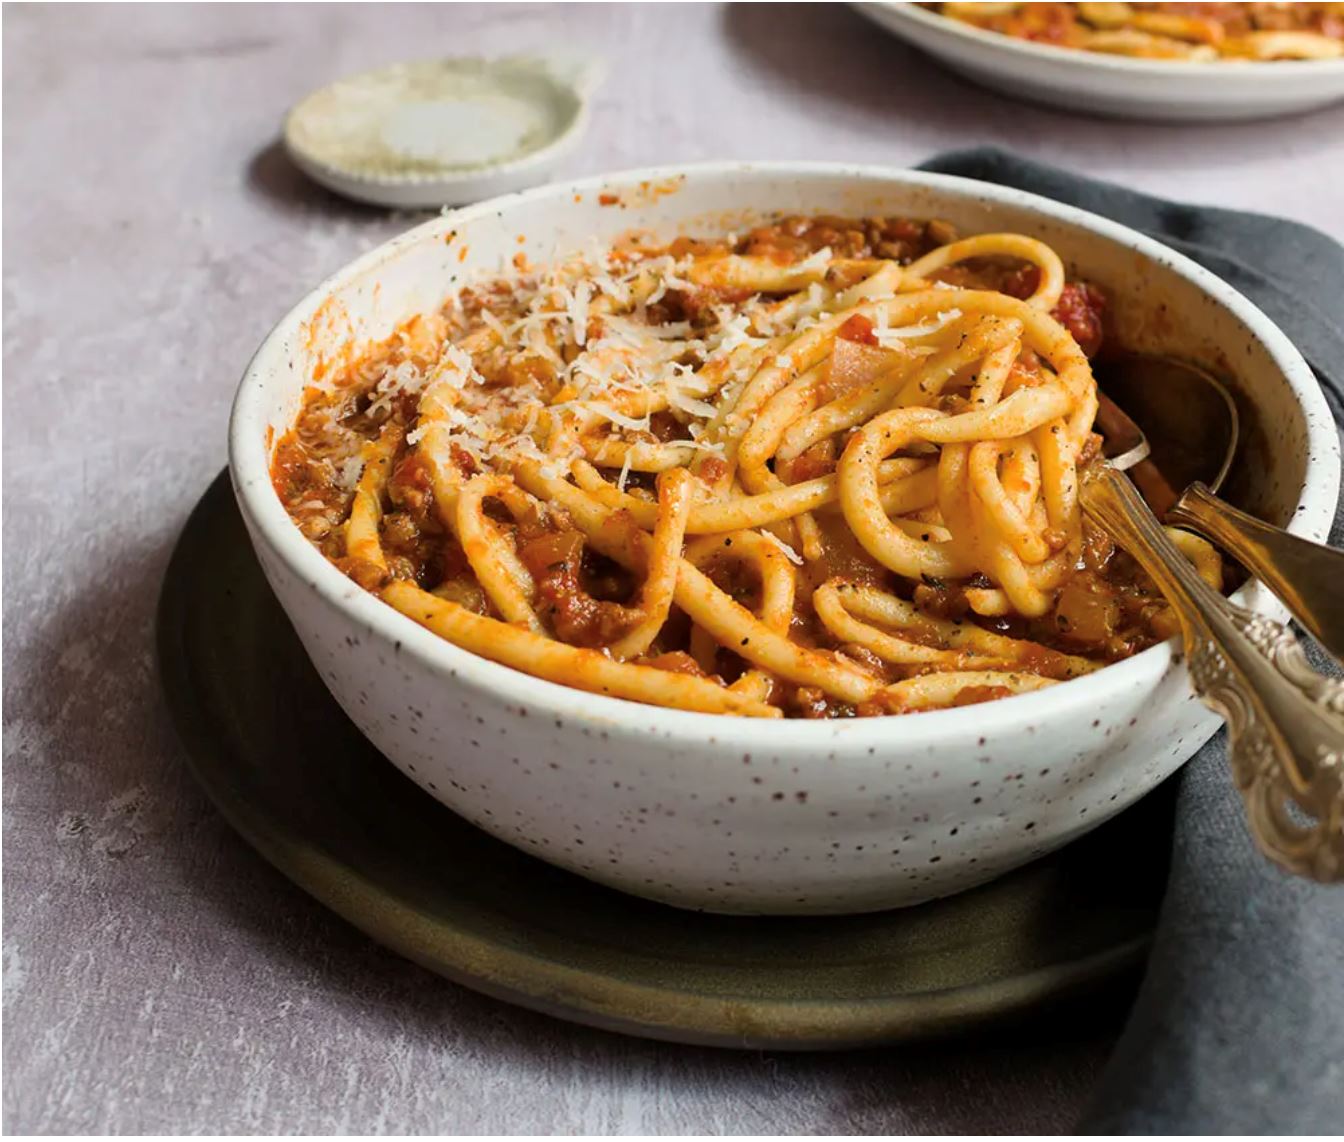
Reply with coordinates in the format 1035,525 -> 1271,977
5,3 -> 1343,1134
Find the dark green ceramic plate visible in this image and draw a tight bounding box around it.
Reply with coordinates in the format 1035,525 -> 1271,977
156,472 -> 1170,1050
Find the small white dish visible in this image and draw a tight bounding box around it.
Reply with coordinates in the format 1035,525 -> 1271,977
853,2 -> 1344,122
283,55 -> 603,209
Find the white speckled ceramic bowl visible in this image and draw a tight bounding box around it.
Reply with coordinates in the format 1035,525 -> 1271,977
853,3 -> 1344,122
228,163 -> 1339,915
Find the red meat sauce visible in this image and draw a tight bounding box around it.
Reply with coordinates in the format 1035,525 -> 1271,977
271,212 -> 1158,718
937,259 -> 1108,357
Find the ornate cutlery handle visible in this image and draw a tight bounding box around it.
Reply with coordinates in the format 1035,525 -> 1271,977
1083,468 -> 1344,882
1168,481 -> 1344,663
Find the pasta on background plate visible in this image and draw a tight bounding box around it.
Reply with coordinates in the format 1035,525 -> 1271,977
930,2 -> 1344,61
272,214 -> 1221,718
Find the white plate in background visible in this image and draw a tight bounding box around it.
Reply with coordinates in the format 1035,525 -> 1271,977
284,55 -> 603,209
853,2 -> 1344,121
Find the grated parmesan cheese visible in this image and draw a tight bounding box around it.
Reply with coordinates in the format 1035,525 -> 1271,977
763,532 -> 805,565
586,403 -> 653,433
873,308 -> 963,348
338,455 -> 366,489
386,237 -> 866,492
796,246 -> 833,275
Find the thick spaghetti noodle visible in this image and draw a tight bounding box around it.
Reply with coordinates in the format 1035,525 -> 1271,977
273,214 -> 1221,718
930,3 -> 1344,61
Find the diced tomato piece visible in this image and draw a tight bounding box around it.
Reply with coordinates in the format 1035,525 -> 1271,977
836,314 -> 878,346
1052,281 -> 1106,357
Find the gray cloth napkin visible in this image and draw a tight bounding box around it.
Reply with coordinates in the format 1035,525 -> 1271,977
917,148 -> 1344,1135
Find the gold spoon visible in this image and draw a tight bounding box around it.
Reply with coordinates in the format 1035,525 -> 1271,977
1082,354 -> 1344,881
1094,353 -> 1344,661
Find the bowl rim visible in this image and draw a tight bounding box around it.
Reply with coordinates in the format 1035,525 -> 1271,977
861,1 -> 1344,79
229,160 -> 1340,747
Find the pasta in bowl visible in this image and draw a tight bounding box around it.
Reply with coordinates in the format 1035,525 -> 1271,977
231,164 -> 1338,913
273,219 -> 1221,719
